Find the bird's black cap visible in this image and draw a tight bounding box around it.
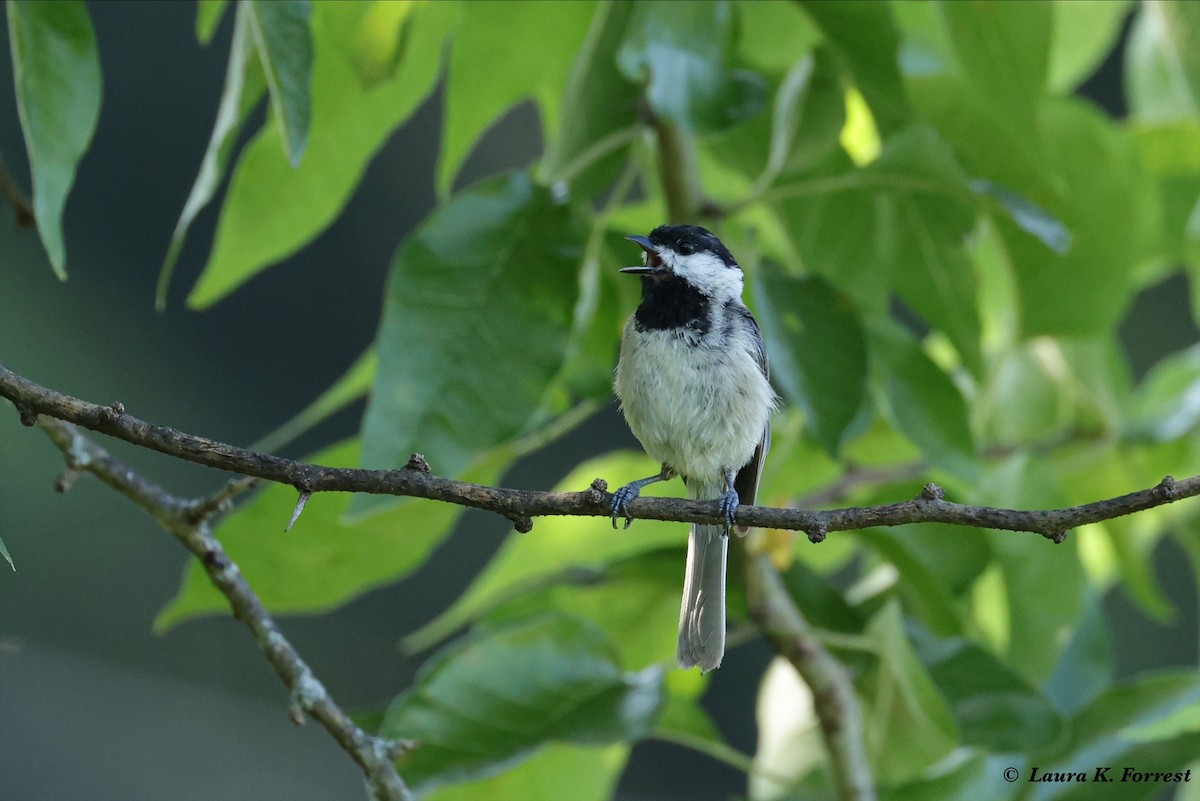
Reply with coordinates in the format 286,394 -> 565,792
648,225 -> 737,267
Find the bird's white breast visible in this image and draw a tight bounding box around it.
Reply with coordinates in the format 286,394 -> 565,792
614,318 -> 774,481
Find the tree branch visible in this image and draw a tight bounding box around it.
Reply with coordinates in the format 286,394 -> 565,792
34,418 -> 415,801
4,363 -> 1197,541
744,551 -> 876,801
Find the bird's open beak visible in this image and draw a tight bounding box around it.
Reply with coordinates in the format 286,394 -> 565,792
621,234 -> 665,275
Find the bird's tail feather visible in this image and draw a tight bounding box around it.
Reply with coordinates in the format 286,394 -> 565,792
677,479 -> 727,671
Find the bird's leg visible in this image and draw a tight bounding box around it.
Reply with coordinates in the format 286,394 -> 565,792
611,465 -> 674,529
717,467 -> 739,536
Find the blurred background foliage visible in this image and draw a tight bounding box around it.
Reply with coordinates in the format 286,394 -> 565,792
1,1 -> 1199,800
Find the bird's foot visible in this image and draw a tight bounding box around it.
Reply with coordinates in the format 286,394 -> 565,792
717,488 -> 739,536
611,483 -> 642,529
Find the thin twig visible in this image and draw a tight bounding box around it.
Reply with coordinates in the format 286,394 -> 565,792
3,364 -> 1197,540
0,155 -> 35,229
36,419 -> 414,801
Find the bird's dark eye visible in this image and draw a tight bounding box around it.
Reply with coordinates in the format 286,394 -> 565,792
677,241 -> 696,255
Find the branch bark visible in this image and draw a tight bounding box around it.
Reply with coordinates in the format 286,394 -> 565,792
4,363 -> 1197,541
34,418 -> 414,801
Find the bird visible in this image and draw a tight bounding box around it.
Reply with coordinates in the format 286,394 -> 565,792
611,224 -> 777,671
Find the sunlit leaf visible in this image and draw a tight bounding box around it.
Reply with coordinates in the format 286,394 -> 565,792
799,0 -> 909,135
1128,343 -> 1200,443
6,0 -> 102,278
155,439 -> 498,629
438,0 -> 594,196
196,0 -> 230,44
938,0 -> 1050,133
402,451 -> 686,654
1048,0 -> 1132,93
540,2 -> 642,194
481,548 -> 684,671
380,614 -> 664,795
187,0 -> 455,307
423,744 -> 628,801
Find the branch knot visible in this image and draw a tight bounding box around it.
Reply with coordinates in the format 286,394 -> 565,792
1156,475 -> 1179,501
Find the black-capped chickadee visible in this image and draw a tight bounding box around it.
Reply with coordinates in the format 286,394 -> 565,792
612,225 -> 777,671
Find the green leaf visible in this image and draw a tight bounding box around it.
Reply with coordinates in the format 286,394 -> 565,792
423,744 -> 628,801
481,548 -> 685,671
869,322 -> 976,479
917,636 -> 1063,752
1128,343 -> 1200,442
1126,3 -> 1199,123
859,526 -> 968,637
753,267 -> 867,454
6,0 -> 102,278
872,126 -> 983,374
159,2 -> 268,309
196,0 -> 230,44
735,0 -> 821,76
1048,0 -> 1132,93
862,601 -> 958,785
617,0 -> 767,133
244,0 -> 312,166
938,0 -> 1050,133
882,752 -> 1020,801
1147,0 -> 1200,115
772,149 -> 896,312
0,534 -> 13,571
717,48 -> 845,192
1004,98 -> 1145,337
975,454 -> 1085,683
969,179 -> 1072,256
155,438 -> 493,629
1025,671 -> 1200,801
438,0 -> 595,196
187,0 -> 454,307
1043,590 -> 1112,715
540,1 -> 642,194
799,0 -> 909,135
357,172 -> 586,487
402,451 -> 687,654
380,614 -> 664,795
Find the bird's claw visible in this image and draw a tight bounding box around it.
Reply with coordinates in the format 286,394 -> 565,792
717,489 -> 739,536
611,484 -> 641,529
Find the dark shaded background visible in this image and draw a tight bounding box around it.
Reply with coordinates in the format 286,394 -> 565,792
1,4 -> 1196,800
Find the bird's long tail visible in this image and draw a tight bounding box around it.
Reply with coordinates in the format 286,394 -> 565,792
677,478 -> 727,671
